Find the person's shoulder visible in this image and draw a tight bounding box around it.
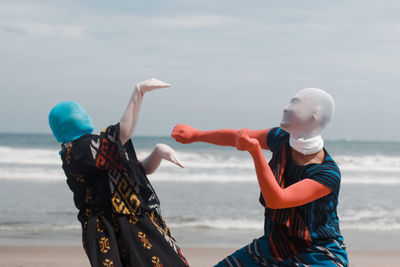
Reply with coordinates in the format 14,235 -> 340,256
306,151 -> 341,191
322,150 -> 340,174
307,151 -> 340,175
267,127 -> 289,152
268,127 -> 289,138
62,134 -> 95,150
98,123 -> 121,142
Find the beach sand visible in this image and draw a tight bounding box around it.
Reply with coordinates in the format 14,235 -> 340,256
0,246 -> 399,267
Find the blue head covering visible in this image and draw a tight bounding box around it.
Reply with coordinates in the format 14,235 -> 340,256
49,101 -> 95,143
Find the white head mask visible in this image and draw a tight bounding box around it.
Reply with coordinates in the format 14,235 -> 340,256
280,88 -> 335,155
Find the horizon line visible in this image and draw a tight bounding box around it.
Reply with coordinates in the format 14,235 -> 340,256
1,132 -> 400,143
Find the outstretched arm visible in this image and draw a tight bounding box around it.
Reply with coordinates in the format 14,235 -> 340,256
172,124 -> 270,149
236,128 -> 331,209
140,144 -> 184,175
119,78 -> 170,145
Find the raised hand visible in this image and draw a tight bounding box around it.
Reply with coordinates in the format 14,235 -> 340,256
154,144 -> 184,168
171,124 -> 198,144
140,143 -> 184,175
136,78 -> 171,95
235,128 -> 260,152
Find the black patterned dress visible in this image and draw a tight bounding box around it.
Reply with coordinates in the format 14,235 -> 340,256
61,123 -> 189,267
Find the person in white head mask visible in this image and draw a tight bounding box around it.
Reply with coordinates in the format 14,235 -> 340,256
172,88 -> 349,266
282,88 -> 334,155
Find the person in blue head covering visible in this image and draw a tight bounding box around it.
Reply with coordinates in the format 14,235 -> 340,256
48,79 -> 188,267
49,101 -> 94,143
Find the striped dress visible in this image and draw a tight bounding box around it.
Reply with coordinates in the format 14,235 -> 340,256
215,127 -> 349,267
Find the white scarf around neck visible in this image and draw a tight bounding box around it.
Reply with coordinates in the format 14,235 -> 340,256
289,135 -> 324,155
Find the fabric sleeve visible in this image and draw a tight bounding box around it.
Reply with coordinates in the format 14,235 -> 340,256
89,124 -> 125,171
306,163 -> 341,192
61,124 -> 124,193
266,127 -> 290,153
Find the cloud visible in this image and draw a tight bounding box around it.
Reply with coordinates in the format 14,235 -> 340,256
0,2 -> 85,38
149,14 -> 238,29
7,22 -> 85,37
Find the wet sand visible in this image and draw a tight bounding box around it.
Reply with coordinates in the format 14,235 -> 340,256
0,246 -> 399,266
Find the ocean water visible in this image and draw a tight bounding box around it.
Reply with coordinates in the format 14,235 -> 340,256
1,133 -> 400,250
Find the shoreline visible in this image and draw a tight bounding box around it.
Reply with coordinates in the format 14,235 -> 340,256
0,246 -> 399,267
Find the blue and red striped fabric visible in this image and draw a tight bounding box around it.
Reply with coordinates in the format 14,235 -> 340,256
214,127 -> 349,266
261,127 -> 346,262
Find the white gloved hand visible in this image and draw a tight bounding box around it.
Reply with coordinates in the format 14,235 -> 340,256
136,78 -> 171,95
153,143 -> 184,168
140,144 -> 184,175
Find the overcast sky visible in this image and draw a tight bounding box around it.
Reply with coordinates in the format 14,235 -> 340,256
1,0 -> 400,141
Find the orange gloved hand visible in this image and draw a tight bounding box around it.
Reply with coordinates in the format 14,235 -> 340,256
171,124 -> 199,144
235,128 -> 261,152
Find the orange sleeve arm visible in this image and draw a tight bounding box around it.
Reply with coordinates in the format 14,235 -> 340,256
249,129 -> 270,150
193,129 -> 239,147
193,128 -> 271,150
249,145 -> 331,209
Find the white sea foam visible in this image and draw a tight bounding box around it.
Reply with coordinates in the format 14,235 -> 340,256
0,146 -> 61,165
1,169 -> 400,185
137,150 -> 257,170
148,171 -> 257,183
2,147 -> 398,170
340,223 -> 400,231
1,217 -> 399,233
168,217 -> 400,232
3,145 -> 400,173
341,177 -> 400,185
0,222 -> 80,232
336,155 -> 400,173
0,168 -> 65,181
2,146 -> 400,185
338,207 -> 400,231
168,206 -> 400,231
5,167 -> 399,185
340,208 -> 389,221
169,218 -> 264,230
